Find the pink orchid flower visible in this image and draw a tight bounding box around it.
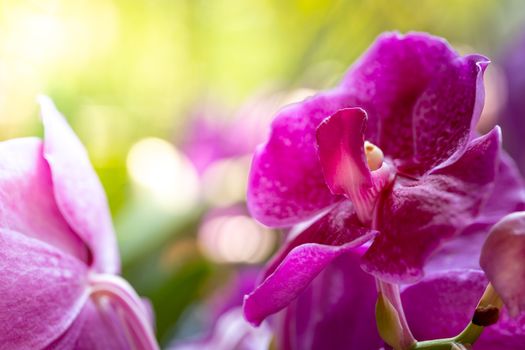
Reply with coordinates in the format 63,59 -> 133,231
0,96 -> 158,349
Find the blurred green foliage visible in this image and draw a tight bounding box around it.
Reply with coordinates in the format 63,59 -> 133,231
2,0 -> 525,345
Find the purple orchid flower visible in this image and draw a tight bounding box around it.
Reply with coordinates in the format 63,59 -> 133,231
276,248 -> 525,350
244,32 -> 525,326
0,96 -> 158,349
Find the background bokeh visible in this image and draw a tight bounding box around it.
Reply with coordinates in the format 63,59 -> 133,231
2,0 -> 525,346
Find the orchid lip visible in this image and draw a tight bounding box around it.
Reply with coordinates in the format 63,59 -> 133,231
353,161 -> 395,224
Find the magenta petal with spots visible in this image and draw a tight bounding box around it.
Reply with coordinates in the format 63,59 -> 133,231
243,202 -> 375,325
247,88 -> 356,227
342,32 -> 488,174
425,152 -> 525,274
39,96 -> 120,274
473,152 -> 525,226
403,269 -> 525,349
362,127 -> 501,283
0,228 -> 89,349
480,211 -> 525,316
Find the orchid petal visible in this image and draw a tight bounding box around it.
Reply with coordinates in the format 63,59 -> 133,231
480,211 -> 525,316
39,96 -> 119,274
88,273 -> 158,350
0,228 -> 89,349
425,152 -> 525,274
402,269 -> 486,340
342,32 -> 488,174
0,137 -> 89,262
277,250 -> 382,350
363,128 -> 500,283
471,151 -> 525,226
45,298 -> 131,350
262,201 -> 373,281
247,89 -> 358,227
243,203 -> 375,325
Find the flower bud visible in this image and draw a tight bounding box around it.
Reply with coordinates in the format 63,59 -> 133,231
375,292 -> 404,349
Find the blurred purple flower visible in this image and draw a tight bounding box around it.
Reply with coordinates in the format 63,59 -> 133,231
181,90 -> 311,176
180,101 -> 237,175
276,249 -> 525,350
0,97 -> 157,349
244,32 -> 525,325
501,31 -> 525,174
170,269 -> 271,350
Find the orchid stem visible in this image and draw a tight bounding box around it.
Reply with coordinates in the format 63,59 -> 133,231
89,274 -> 159,350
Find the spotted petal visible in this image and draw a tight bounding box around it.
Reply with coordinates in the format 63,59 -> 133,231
363,128 -> 501,283
247,89 -> 361,227
342,32 -> 488,174
425,152 -> 525,274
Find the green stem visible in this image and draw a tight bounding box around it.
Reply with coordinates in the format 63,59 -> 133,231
454,322 -> 484,345
411,339 -> 454,350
